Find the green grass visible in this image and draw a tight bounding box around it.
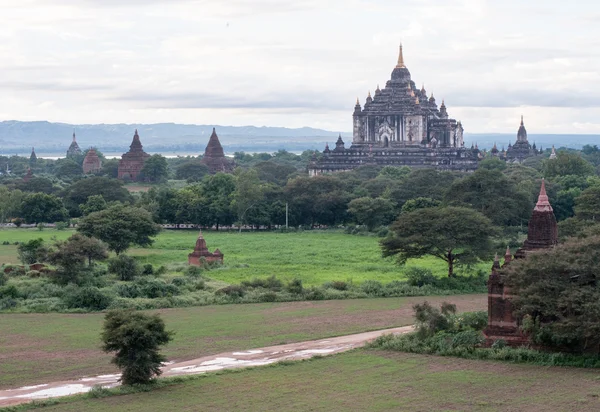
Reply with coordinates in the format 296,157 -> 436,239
17,351 -> 600,411
0,294 -> 487,389
0,228 -> 490,285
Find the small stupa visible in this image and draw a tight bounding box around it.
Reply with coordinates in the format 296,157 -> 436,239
188,231 -> 223,266
82,148 -> 102,174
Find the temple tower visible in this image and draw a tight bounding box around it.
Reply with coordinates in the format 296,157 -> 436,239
188,231 -> 224,265
29,147 -> 37,165
484,180 -> 558,346
200,128 -> 234,174
118,130 -> 151,181
82,148 -> 102,174
67,132 -> 82,158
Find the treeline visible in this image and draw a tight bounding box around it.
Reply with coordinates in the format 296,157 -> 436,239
1,146 -> 600,238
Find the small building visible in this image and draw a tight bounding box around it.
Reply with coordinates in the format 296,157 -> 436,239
188,231 -> 223,265
67,132 -> 82,158
118,130 -> 151,181
200,128 -> 234,174
484,180 -> 558,346
82,148 -> 102,174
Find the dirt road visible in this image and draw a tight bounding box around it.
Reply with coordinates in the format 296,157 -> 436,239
0,326 -> 413,408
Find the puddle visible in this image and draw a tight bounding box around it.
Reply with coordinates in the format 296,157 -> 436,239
232,350 -> 264,356
170,357 -> 276,374
17,384 -> 90,399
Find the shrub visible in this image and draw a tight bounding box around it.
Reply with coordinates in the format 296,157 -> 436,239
216,285 -> 246,298
155,265 -> 167,276
328,281 -> 348,291
142,264 -> 154,276
286,278 -> 303,295
259,291 -> 278,302
451,311 -> 488,332
171,277 -> 187,287
108,255 -> 141,281
26,270 -> 41,278
185,265 -> 203,278
361,280 -> 383,296
242,275 -> 283,291
405,267 -> 438,287
413,301 -> 456,338
0,297 -> 18,310
55,221 -> 69,231
0,272 -> 6,287
64,286 -> 114,311
135,278 -> 180,299
491,339 -> 507,350
0,284 -> 20,299
305,287 -> 325,301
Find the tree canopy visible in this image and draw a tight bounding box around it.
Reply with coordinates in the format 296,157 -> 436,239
77,204 -> 161,255
381,206 -> 496,277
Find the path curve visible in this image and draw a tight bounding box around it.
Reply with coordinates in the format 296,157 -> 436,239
0,326 -> 413,408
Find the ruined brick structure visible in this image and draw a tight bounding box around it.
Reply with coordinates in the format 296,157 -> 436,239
484,180 -> 558,346
188,231 -> 223,265
309,45 -> 479,175
200,128 -> 234,174
118,130 -> 151,181
66,132 -> 82,158
82,148 -> 102,174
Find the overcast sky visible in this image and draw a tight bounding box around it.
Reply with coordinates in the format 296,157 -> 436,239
1,0 -> 599,134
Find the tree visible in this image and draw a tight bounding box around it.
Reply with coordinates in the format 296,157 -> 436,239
574,186 -> 600,221
77,204 -> 161,255
444,169 -> 531,226
54,159 -> 83,179
233,169 -> 264,231
389,169 -> 456,207
101,309 -> 173,385
17,238 -> 48,265
80,194 -> 108,216
48,234 -> 108,284
348,197 -> 396,230
505,236 -> 600,353
20,193 -> 68,224
62,177 -> 133,216
543,152 -> 595,178
0,187 -> 23,223
381,206 -> 496,277
100,159 -> 120,178
175,161 -> 209,181
400,197 -> 442,214
140,154 -> 169,183
108,255 -> 141,281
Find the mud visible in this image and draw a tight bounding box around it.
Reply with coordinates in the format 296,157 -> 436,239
0,326 -> 413,407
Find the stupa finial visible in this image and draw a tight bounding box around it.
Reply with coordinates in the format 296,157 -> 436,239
396,43 -> 406,68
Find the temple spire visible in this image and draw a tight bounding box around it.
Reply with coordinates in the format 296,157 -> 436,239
504,246 -> 512,264
520,115 -> 524,126
72,132 -> 76,142
534,179 -> 553,212
396,44 -> 406,68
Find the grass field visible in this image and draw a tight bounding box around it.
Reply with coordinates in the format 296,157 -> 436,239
0,228 -> 490,285
0,294 -> 486,390
29,350 -> 600,412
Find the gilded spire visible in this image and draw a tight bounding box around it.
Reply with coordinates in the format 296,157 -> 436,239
396,43 -> 406,68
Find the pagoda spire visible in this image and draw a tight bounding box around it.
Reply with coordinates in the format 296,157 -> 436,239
396,44 -> 406,68
534,179 -> 553,212
504,246 -> 512,264
72,132 -> 76,142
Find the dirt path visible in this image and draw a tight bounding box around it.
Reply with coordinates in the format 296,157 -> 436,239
0,326 -> 413,408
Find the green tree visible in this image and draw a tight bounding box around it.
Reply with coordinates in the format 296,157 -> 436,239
381,206 -> 496,277
17,238 -> 48,265
80,195 -> 108,216
543,151 -> 595,178
505,236 -> 600,353
400,197 -> 442,214
348,197 -> 396,230
108,255 -> 141,281
0,187 -> 24,223
389,169 -> 456,207
100,159 -> 120,178
101,309 -> 173,385
233,169 -> 264,231
175,161 -> 209,182
62,177 -> 133,216
48,234 -> 108,284
54,159 -> 83,179
20,193 -> 68,224
574,186 -> 600,221
445,169 -> 531,226
77,204 -> 161,255
140,154 -> 169,183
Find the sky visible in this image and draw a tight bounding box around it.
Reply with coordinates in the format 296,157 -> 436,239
1,0 -> 599,134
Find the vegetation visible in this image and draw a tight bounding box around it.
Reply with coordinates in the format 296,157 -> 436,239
101,309 -> 173,385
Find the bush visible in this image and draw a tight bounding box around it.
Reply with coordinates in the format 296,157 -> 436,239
55,221 -> 69,231
241,275 -> 283,291
0,272 -> 6,287
258,291 -> 278,302
171,277 -> 187,287
142,264 -> 154,276
305,287 -> 325,301
413,301 -> 456,338
405,267 -> 438,287
0,297 -> 18,310
327,281 -> 349,291
108,255 -> 141,281
361,280 -> 383,296
135,278 -> 180,299
64,286 -> 114,311
0,284 -> 20,299
216,285 -> 246,298
451,311 -> 488,332
286,278 -> 303,295
185,265 -> 203,278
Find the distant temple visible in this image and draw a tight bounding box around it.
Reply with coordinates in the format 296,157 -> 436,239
484,180 -> 558,347
309,45 -> 479,176
188,231 -> 223,266
118,130 -> 150,181
67,132 -> 82,158
500,116 -> 540,163
23,167 -> 33,182
29,147 -> 37,165
200,128 -> 234,174
82,148 -> 102,174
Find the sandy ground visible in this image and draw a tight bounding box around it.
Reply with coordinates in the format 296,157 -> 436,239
0,326 -> 413,408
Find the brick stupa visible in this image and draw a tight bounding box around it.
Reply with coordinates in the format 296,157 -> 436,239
188,231 -> 223,266
67,132 -> 82,158
200,128 -> 234,174
82,148 -> 102,174
484,180 -> 558,346
118,130 -> 150,181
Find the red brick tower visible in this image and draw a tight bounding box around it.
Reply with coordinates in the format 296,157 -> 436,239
200,128 -> 234,174
188,231 -> 223,266
118,130 -> 151,181
484,180 -> 558,346
82,148 -> 102,174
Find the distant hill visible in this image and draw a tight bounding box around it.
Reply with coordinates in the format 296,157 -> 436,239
0,120 -> 596,157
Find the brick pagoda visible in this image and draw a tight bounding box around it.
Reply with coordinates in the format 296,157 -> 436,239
82,148 -> 102,174
484,180 -> 558,346
67,132 -> 82,158
200,128 -> 234,174
118,130 -> 150,181
188,231 -> 223,266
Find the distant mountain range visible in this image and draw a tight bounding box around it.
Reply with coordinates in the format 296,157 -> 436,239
0,120 -> 597,157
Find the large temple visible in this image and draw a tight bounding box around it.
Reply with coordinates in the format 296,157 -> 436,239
497,116 -> 540,163
309,45 -> 479,176
118,130 -> 151,181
